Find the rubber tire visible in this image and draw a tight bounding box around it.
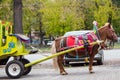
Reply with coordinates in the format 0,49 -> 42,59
20,58 -> 32,75
97,59 -> 103,65
5,60 -> 24,79
97,53 -> 104,65
97,57 -> 104,65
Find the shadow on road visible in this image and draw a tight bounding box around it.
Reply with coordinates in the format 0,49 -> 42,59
0,76 -> 10,79
64,62 -> 98,67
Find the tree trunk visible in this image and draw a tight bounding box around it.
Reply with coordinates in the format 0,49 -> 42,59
13,0 -> 23,34
39,15 -> 43,45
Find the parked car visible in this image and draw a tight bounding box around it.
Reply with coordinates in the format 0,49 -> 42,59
63,30 -> 104,66
47,41 -> 54,46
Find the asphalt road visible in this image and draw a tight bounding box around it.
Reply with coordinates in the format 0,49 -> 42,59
1,49 -> 120,80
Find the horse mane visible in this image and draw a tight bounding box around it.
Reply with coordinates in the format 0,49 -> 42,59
98,22 -> 112,30
55,36 -> 64,41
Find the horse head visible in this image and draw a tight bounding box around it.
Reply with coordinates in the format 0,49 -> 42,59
98,23 -> 118,48
104,23 -> 118,42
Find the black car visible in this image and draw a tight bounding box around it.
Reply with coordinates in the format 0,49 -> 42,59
63,30 -> 104,66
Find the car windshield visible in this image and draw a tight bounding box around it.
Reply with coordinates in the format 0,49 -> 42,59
63,30 -> 93,37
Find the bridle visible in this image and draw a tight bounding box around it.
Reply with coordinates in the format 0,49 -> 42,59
98,26 -> 116,49
107,28 -> 117,49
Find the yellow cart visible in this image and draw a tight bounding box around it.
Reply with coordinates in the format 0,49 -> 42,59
0,20 -> 32,78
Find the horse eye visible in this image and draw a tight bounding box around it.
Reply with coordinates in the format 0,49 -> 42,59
112,30 -> 115,32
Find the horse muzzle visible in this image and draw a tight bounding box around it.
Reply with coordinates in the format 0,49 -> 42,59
114,37 -> 118,42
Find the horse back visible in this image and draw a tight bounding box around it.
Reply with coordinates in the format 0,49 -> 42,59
66,32 -> 98,49
55,32 -> 98,52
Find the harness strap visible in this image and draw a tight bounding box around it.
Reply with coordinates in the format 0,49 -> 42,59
74,37 -> 79,59
60,38 -> 64,50
82,34 -> 89,57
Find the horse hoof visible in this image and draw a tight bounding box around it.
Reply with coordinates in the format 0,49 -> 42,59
90,71 -> 95,73
60,72 -> 68,75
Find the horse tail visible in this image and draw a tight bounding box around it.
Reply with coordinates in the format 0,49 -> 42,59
51,41 -> 58,70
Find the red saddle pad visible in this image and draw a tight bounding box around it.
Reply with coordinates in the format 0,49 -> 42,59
66,32 -> 98,48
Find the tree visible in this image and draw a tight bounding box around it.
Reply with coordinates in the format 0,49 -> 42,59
13,0 -> 23,34
40,0 -> 85,37
112,0 -> 120,36
0,0 -> 13,21
93,0 -> 114,27
0,0 -> 120,36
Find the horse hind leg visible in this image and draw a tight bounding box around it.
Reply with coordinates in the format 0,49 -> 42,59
89,44 -> 99,73
57,55 -> 68,75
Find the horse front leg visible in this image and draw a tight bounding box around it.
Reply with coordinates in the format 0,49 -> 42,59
89,44 -> 99,73
89,53 -> 95,73
57,55 -> 68,75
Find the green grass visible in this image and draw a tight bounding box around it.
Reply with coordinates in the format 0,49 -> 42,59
114,43 -> 120,49
38,46 -> 51,53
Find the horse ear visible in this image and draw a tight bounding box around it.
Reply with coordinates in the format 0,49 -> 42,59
104,23 -> 111,29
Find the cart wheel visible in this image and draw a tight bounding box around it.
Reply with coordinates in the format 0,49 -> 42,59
5,60 -> 24,79
20,58 -> 32,75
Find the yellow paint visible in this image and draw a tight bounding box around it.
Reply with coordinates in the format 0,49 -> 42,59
0,20 -> 29,59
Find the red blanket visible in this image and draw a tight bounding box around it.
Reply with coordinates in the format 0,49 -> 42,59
66,32 -> 98,49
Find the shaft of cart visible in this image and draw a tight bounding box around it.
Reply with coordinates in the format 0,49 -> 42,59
25,40 -> 103,68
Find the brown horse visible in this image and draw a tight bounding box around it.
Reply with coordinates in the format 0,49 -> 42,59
51,23 -> 118,75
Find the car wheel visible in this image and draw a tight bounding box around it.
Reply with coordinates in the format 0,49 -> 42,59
97,54 -> 104,65
97,59 -> 103,65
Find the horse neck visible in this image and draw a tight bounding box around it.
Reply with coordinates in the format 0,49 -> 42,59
98,28 -> 107,42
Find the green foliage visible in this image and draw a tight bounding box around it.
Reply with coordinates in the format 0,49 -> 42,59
22,0 -> 39,34
112,8 -> 120,36
92,0 -> 113,27
40,0 -> 117,36
0,0 -> 13,21
41,0 -> 85,36
111,0 -> 120,36
0,0 -> 120,37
